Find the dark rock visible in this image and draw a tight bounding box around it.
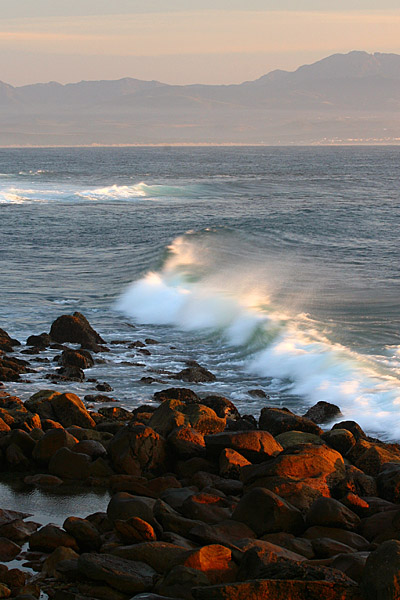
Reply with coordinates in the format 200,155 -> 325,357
172,365 -> 216,383
331,552 -> 369,584
111,540 -> 187,573
0,328 -> 20,352
0,356 -> 29,381
154,565 -> 210,598
49,446 -> 91,479
361,539 -> 400,599
306,497 -> 361,530
63,517 -> 101,551
311,537 -> 357,558
226,414 -> 258,431
332,421 -> 366,441
96,382 -> 113,392
49,312 -> 106,351
107,492 -> 157,528
154,388 -> 200,404
0,519 -> 38,543
29,524 -> 78,552
0,537 -> 21,561
149,399 -> 225,437
322,429 -> 356,456
302,526 -> 370,550
26,333 -> 51,348
202,396 -> 240,420
259,407 -> 323,436
303,401 -> 342,424
108,423 -> 167,476
248,389 -> 268,398
114,517 -> 156,544
219,448 -> 251,479
233,487 -> 305,536
77,552 -> 156,594
60,348 -> 94,369
275,430 -> 323,449
168,426 -> 206,458
377,462 -> 400,502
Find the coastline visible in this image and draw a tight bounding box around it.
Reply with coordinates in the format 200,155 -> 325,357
0,313 -> 399,598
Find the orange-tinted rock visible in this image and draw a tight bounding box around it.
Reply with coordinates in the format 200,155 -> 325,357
205,430 -> 282,463
149,399 -> 226,437
242,443 -> 346,497
108,423 -> 167,476
348,440 -> 400,477
168,426 -> 206,458
182,545 -> 236,584
219,448 -> 251,479
114,517 -> 156,544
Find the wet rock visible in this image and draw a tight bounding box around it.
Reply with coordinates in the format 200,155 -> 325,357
96,382 -> 113,392
149,399 -> 226,437
306,497 -> 361,530
154,388 -> 201,404
233,487 -> 304,536
173,365 -> 216,384
0,537 -> 21,561
248,389 -> 268,398
205,430 -> 282,463
259,407 -> 323,436
332,421 -> 366,441
0,356 -> 29,381
29,524 -> 79,552
108,423 -> 167,476
201,396 -> 240,420
303,401 -> 342,424
322,429 -> 356,456
26,333 -> 51,348
49,446 -> 91,479
168,426 -> 206,458
63,517 -> 101,551
60,349 -> 94,370
49,312 -> 106,351
77,552 -> 156,594
0,329 -> 20,352
361,540 -> 400,600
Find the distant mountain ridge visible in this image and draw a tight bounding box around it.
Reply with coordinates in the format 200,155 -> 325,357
1,51 -> 400,145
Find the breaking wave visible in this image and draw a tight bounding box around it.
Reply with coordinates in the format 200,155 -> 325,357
116,229 -> 400,439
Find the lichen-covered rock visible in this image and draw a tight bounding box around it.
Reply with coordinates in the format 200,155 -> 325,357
149,399 -> 226,437
108,423 -> 167,476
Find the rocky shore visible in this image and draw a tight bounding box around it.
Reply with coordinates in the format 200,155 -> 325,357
1,313 -> 400,599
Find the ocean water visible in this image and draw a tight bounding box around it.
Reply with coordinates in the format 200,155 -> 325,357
1,146 -> 400,440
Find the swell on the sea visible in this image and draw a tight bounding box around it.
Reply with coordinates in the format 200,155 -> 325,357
116,229 -> 400,440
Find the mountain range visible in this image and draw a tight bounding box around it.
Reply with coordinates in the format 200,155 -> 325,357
2,51 -> 400,145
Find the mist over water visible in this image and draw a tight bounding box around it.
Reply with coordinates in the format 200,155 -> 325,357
1,146 -> 400,439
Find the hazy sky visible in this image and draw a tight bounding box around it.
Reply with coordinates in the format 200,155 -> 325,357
1,1 -> 400,86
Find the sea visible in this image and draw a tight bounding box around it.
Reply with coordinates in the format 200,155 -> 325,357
1,145 -> 400,441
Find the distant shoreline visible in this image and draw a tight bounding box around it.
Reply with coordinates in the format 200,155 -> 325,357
1,142 -> 400,149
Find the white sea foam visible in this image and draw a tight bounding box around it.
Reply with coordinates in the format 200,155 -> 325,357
116,231 -> 400,439
77,181 -> 198,201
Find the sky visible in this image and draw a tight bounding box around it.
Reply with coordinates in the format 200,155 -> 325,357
1,1 -> 400,86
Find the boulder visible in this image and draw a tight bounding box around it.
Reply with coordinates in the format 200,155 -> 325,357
302,526 -> 370,550
0,328 -> 20,352
361,540 -> 400,599
49,312 -> 106,350
202,396 -> 240,420
331,552 -> 369,584
63,517 -> 101,551
49,446 -> 91,479
107,492 -> 157,528
111,541 -> 188,573
154,388 -> 200,404
259,407 -> 323,436
312,537 -> 357,558
77,552 -> 155,594
172,365 -> 216,383
303,401 -> 342,424
114,517 -> 156,544
205,430 -> 282,463
306,497 -> 361,530
275,430 -> 323,449
0,356 -> 28,382
72,439 -> 107,459
108,423 -> 167,476
33,428 -> 77,463
26,390 -> 95,428
377,462 -> 400,502
332,421 -> 366,440
232,487 -> 304,536
149,399 -> 226,437
29,524 -> 78,552
0,538 -> 21,561
168,426 -> 206,458
26,333 -> 51,348
219,448 -> 251,479
181,544 -> 236,584
0,519 -> 38,543
322,429 -> 356,456
154,565 -> 209,599
42,546 -> 79,577
348,440 -> 400,477
242,443 -> 346,497
60,348 -> 94,369
181,492 -> 233,525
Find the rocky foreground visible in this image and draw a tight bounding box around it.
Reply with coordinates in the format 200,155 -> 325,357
1,314 -> 400,599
